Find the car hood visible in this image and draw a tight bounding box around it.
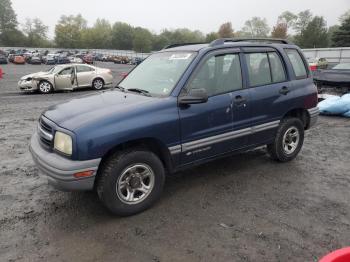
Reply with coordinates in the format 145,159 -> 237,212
313,69 -> 350,83
21,71 -> 51,80
43,90 -> 160,131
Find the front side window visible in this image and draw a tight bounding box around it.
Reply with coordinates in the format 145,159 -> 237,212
59,67 -> 73,75
119,52 -> 196,96
285,49 -> 308,79
246,53 -> 271,87
186,53 -> 242,96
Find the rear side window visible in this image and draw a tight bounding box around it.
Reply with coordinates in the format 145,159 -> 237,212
245,53 -> 271,86
268,52 -> 286,83
77,65 -> 94,73
285,49 -> 308,79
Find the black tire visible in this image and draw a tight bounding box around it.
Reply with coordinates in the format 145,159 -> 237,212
96,149 -> 165,216
38,80 -> 53,94
267,117 -> 304,162
92,78 -> 104,90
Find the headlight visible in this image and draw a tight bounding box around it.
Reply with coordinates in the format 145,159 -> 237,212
54,131 -> 72,155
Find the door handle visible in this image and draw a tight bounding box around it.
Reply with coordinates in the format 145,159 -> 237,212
279,86 -> 290,95
234,95 -> 247,106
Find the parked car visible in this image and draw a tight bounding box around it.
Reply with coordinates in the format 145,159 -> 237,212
13,56 -> 26,64
0,55 -> 8,64
83,55 -> 93,64
44,55 -> 57,65
113,56 -> 130,64
56,56 -> 71,64
129,57 -> 144,65
28,56 -> 42,65
313,63 -> 350,93
69,56 -> 83,63
19,64 -> 113,93
29,38 -> 319,216
308,57 -> 328,71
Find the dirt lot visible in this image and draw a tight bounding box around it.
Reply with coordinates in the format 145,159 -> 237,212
0,62 -> 349,262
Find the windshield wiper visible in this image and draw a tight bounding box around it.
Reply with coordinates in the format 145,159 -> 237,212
115,85 -> 126,92
127,88 -> 151,96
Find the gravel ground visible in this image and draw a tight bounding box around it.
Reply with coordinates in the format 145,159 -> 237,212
0,62 -> 350,262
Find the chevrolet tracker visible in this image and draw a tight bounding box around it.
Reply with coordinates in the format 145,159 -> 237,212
30,38 -> 319,216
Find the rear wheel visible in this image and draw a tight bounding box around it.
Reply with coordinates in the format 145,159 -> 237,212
96,149 -> 165,216
267,117 -> 304,162
38,80 -> 53,94
92,78 -> 104,90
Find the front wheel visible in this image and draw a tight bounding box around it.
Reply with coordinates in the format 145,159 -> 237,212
96,149 -> 165,216
267,117 -> 304,162
92,78 -> 104,90
38,80 -> 53,94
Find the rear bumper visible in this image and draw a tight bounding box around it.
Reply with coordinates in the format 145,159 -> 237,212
308,107 -> 319,128
29,132 -> 101,191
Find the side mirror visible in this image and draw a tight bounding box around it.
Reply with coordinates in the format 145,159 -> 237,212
178,88 -> 208,105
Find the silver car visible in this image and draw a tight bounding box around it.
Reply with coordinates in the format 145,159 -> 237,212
18,64 -> 113,94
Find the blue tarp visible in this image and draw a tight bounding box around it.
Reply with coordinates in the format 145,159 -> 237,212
318,94 -> 350,117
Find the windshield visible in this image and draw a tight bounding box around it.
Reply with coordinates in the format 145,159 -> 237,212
119,51 -> 197,96
333,63 -> 350,70
47,66 -> 63,74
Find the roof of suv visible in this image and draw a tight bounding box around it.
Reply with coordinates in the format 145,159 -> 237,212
163,38 -> 297,52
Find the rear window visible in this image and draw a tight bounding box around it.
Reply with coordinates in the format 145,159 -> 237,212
285,49 -> 308,79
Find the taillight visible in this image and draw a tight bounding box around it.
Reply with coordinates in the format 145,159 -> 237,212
120,72 -> 128,79
309,65 -> 317,71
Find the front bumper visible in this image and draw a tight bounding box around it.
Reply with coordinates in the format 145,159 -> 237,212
307,107 -> 319,128
29,132 -> 101,191
18,79 -> 38,91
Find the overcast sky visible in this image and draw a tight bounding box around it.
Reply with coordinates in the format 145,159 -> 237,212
12,0 -> 350,38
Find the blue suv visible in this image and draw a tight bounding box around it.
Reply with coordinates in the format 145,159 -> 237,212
30,38 -> 319,216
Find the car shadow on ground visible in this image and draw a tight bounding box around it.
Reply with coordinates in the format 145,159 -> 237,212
43,147 -> 276,226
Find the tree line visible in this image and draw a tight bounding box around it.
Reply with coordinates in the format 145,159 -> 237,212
1,0 -> 350,51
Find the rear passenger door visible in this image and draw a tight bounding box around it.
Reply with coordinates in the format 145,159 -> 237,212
178,49 -> 249,164
76,65 -> 96,87
243,48 -> 290,145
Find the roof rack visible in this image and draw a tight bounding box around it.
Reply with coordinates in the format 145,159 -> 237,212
210,38 -> 292,47
162,42 -> 206,49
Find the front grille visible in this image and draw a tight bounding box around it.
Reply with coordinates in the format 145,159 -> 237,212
38,116 -> 54,150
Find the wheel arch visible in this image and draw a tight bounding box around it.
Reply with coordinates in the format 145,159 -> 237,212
96,137 -> 173,183
282,108 -> 310,130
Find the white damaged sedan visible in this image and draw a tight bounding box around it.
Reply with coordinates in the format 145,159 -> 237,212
18,64 -> 113,94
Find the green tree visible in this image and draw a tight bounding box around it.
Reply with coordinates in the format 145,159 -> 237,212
332,17 -> 350,47
152,34 -> 169,50
133,27 -> 153,52
293,10 -> 313,34
328,25 -> 340,47
23,18 -> 49,47
206,32 -> 219,42
242,17 -> 270,37
54,14 -> 87,48
111,22 -> 134,50
295,16 -> 329,48
81,19 -> 112,49
339,10 -> 350,23
218,22 -> 234,38
0,0 -> 26,46
278,11 -> 297,28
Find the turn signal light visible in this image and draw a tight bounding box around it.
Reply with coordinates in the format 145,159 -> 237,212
73,170 -> 94,178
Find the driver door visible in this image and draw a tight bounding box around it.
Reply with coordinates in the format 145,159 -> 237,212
178,49 -> 248,164
54,66 -> 76,90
